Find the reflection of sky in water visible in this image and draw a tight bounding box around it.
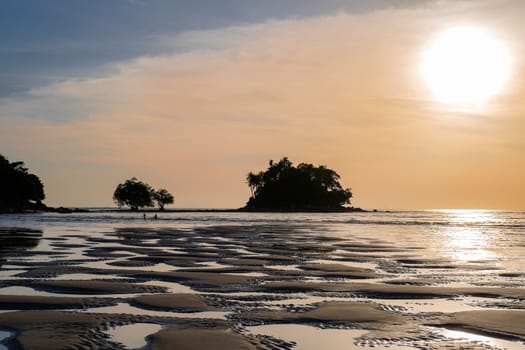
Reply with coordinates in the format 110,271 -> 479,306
248,324 -> 369,350
0,270 -> 24,278
0,285 -> 167,299
371,297 -> 502,314
0,330 -> 12,350
436,210 -> 525,269
53,273 -> 131,280
248,324 -> 418,350
432,327 -> 525,350
106,323 -> 162,349
440,226 -> 497,262
444,209 -> 500,225
84,302 -> 228,319
1,211 -> 525,349
135,280 -> 196,294
310,259 -> 377,270
0,286 -> 60,297
80,260 -> 177,272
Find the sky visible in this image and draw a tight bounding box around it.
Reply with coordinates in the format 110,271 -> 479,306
1,0 -> 525,210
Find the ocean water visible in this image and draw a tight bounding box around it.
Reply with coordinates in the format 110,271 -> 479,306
3,208 -> 525,230
1,209 -> 525,349
1,209 -> 524,271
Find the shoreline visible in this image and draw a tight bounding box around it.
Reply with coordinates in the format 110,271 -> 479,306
1,207 -> 370,214
0,213 -> 524,349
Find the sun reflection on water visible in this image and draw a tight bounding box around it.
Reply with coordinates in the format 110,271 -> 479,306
443,209 -> 498,225
435,328 -> 525,350
439,210 -> 498,262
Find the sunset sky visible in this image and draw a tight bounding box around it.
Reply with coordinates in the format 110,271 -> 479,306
2,0 -> 525,210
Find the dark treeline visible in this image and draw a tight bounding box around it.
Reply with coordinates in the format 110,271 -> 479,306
244,157 -> 353,211
0,155 -> 46,213
1,154 -> 359,213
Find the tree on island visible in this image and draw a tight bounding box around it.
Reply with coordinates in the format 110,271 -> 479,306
113,178 -> 154,211
244,157 -> 352,210
0,154 -> 46,212
113,178 -> 174,211
152,189 -> 174,211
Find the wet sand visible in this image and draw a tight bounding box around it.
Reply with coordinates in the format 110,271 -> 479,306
0,223 -> 524,349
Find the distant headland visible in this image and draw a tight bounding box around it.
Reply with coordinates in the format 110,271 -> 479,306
0,155 -> 47,213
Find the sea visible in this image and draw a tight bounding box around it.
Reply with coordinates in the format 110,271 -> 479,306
1,209 -> 524,271
1,209 -> 525,349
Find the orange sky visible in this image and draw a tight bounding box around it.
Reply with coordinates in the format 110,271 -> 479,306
2,1 -> 525,209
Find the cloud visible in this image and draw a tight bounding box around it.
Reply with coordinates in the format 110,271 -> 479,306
0,0 -> 438,97
2,0 -> 525,209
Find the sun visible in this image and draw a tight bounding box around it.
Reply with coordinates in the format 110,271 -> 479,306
420,25 -> 512,105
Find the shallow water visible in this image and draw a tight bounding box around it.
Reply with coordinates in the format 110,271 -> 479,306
0,270 -> 24,278
0,330 -> 11,350
369,296 -> 506,313
134,280 -> 196,294
53,273 -> 131,280
0,286 -> 60,297
1,210 -> 525,349
106,323 -> 162,349
431,327 -> 525,350
309,259 -> 377,270
248,324 -> 418,350
84,302 -> 229,319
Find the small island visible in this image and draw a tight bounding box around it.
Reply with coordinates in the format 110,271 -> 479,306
242,157 -> 358,212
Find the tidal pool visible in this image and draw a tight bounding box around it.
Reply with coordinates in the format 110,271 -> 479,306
0,330 -> 12,350
84,302 -> 229,319
433,327 -> 525,350
106,323 -> 162,349
248,324 -> 417,350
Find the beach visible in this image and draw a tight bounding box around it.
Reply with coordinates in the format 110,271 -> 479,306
0,210 -> 524,349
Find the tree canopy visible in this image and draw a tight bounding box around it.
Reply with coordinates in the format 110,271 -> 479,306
0,155 -> 46,212
113,178 -> 174,211
113,178 -> 154,211
152,189 -> 174,211
245,157 -> 352,211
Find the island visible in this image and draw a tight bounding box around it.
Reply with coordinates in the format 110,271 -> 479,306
242,157 -> 360,212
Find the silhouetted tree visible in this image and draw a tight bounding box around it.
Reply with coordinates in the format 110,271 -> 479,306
113,178 -> 154,211
152,188 -> 174,211
246,172 -> 263,198
244,157 -> 352,210
0,155 -> 46,212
